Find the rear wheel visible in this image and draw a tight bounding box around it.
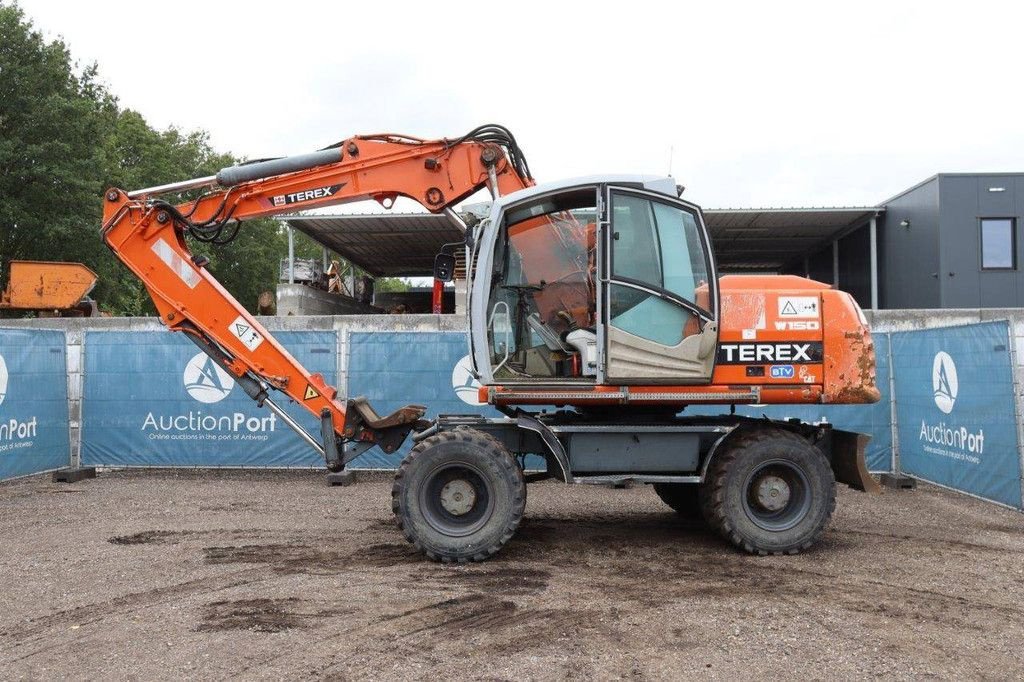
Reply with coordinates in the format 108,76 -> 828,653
700,428 -> 835,555
392,428 -> 525,563
652,482 -> 702,519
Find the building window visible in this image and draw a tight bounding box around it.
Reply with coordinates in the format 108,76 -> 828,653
981,218 -> 1016,270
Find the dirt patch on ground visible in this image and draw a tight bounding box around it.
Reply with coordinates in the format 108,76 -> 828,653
1,468 -> 1023,679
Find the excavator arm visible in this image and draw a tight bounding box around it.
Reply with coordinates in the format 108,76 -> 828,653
100,125 -> 533,470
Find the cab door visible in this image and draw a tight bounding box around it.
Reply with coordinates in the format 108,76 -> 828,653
599,186 -> 719,383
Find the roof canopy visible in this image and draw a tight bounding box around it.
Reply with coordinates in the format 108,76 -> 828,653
704,207 -> 882,271
281,205 -> 882,277
283,213 -> 463,277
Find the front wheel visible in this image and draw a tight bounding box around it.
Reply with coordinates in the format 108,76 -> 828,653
392,428 -> 525,563
700,428 -> 836,555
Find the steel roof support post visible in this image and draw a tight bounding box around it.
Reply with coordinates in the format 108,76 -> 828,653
832,240 -> 840,287
869,216 -> 879,310
287,226 -> 295,284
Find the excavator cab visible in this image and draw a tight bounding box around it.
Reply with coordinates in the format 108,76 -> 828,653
469,177 -> 719,387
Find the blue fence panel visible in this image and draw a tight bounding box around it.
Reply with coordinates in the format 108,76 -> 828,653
890,321 -> 1022,509
82,330 -> 337,468
688,333 -> 894,473
0,329 -> 70,480
346,331 -> 522,469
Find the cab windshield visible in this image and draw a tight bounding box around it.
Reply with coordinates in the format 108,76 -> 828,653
487,188 -> 596,379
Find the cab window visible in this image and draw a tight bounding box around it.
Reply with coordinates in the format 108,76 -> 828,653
611,193 -> 709,304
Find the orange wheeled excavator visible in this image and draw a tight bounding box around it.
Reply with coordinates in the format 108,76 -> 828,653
101,124 -> 880,561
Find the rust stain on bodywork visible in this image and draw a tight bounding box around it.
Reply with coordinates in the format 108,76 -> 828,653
828,329 -> 881,404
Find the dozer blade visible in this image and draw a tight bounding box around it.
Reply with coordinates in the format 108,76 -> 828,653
1,261 -> 98,310
831,429 -> 882,493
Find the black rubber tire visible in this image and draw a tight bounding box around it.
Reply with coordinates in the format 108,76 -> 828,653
652,482 -> 703,519
699,428 -> 836,556
391,427 -> 526,563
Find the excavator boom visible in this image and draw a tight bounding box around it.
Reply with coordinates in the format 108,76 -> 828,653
101,126 -> 532,469
99,124 -> 882,560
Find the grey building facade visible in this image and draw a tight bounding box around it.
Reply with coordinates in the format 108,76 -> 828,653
795,173 -> 1024,310
882,173 -> 1024,309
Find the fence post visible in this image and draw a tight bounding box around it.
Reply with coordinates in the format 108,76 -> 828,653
1006,322 -> 1024,509
886,332 -> 900,474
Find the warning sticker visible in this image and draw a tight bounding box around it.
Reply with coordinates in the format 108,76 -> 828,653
303,384 -> 320,401
229,315 -> 264,351
777,296 -> 819,319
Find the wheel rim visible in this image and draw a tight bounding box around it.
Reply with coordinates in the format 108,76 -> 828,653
741,459 -> 811,532
419,462 -> 494,537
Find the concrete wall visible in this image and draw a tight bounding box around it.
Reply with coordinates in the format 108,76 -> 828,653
276,284 -> 378,316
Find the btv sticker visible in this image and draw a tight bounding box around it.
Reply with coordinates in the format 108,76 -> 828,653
770,364 -> 795,379
778,296 -> 819,319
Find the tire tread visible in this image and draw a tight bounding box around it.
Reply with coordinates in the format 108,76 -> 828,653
392,427 -> 525,563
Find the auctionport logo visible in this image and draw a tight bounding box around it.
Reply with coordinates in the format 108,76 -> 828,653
0,352 -> 39,448
920,349 -> 983,463
452,355 -> 483,406
932,351 -> 958,414
183,352 -> 235,404
140,352 -> 275,439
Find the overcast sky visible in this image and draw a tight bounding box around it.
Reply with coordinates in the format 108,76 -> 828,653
17,0 -> 1024,209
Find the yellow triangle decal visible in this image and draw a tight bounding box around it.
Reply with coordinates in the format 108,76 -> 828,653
304,384 -> 320,401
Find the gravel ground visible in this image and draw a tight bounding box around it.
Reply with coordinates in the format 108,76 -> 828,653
1,469 -> 1023,680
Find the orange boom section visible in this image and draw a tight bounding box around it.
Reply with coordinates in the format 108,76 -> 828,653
101,127 -> 532,465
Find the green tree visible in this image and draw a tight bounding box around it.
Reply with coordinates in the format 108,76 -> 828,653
0,3 -> 112,292
0,4 -> 297,316
0,3 -> 407,316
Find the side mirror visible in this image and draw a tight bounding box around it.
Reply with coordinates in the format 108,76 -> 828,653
433,253 -> 456,282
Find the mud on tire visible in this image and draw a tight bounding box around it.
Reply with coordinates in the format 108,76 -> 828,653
699,427 -> 836,556
391,427 -> 526,563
